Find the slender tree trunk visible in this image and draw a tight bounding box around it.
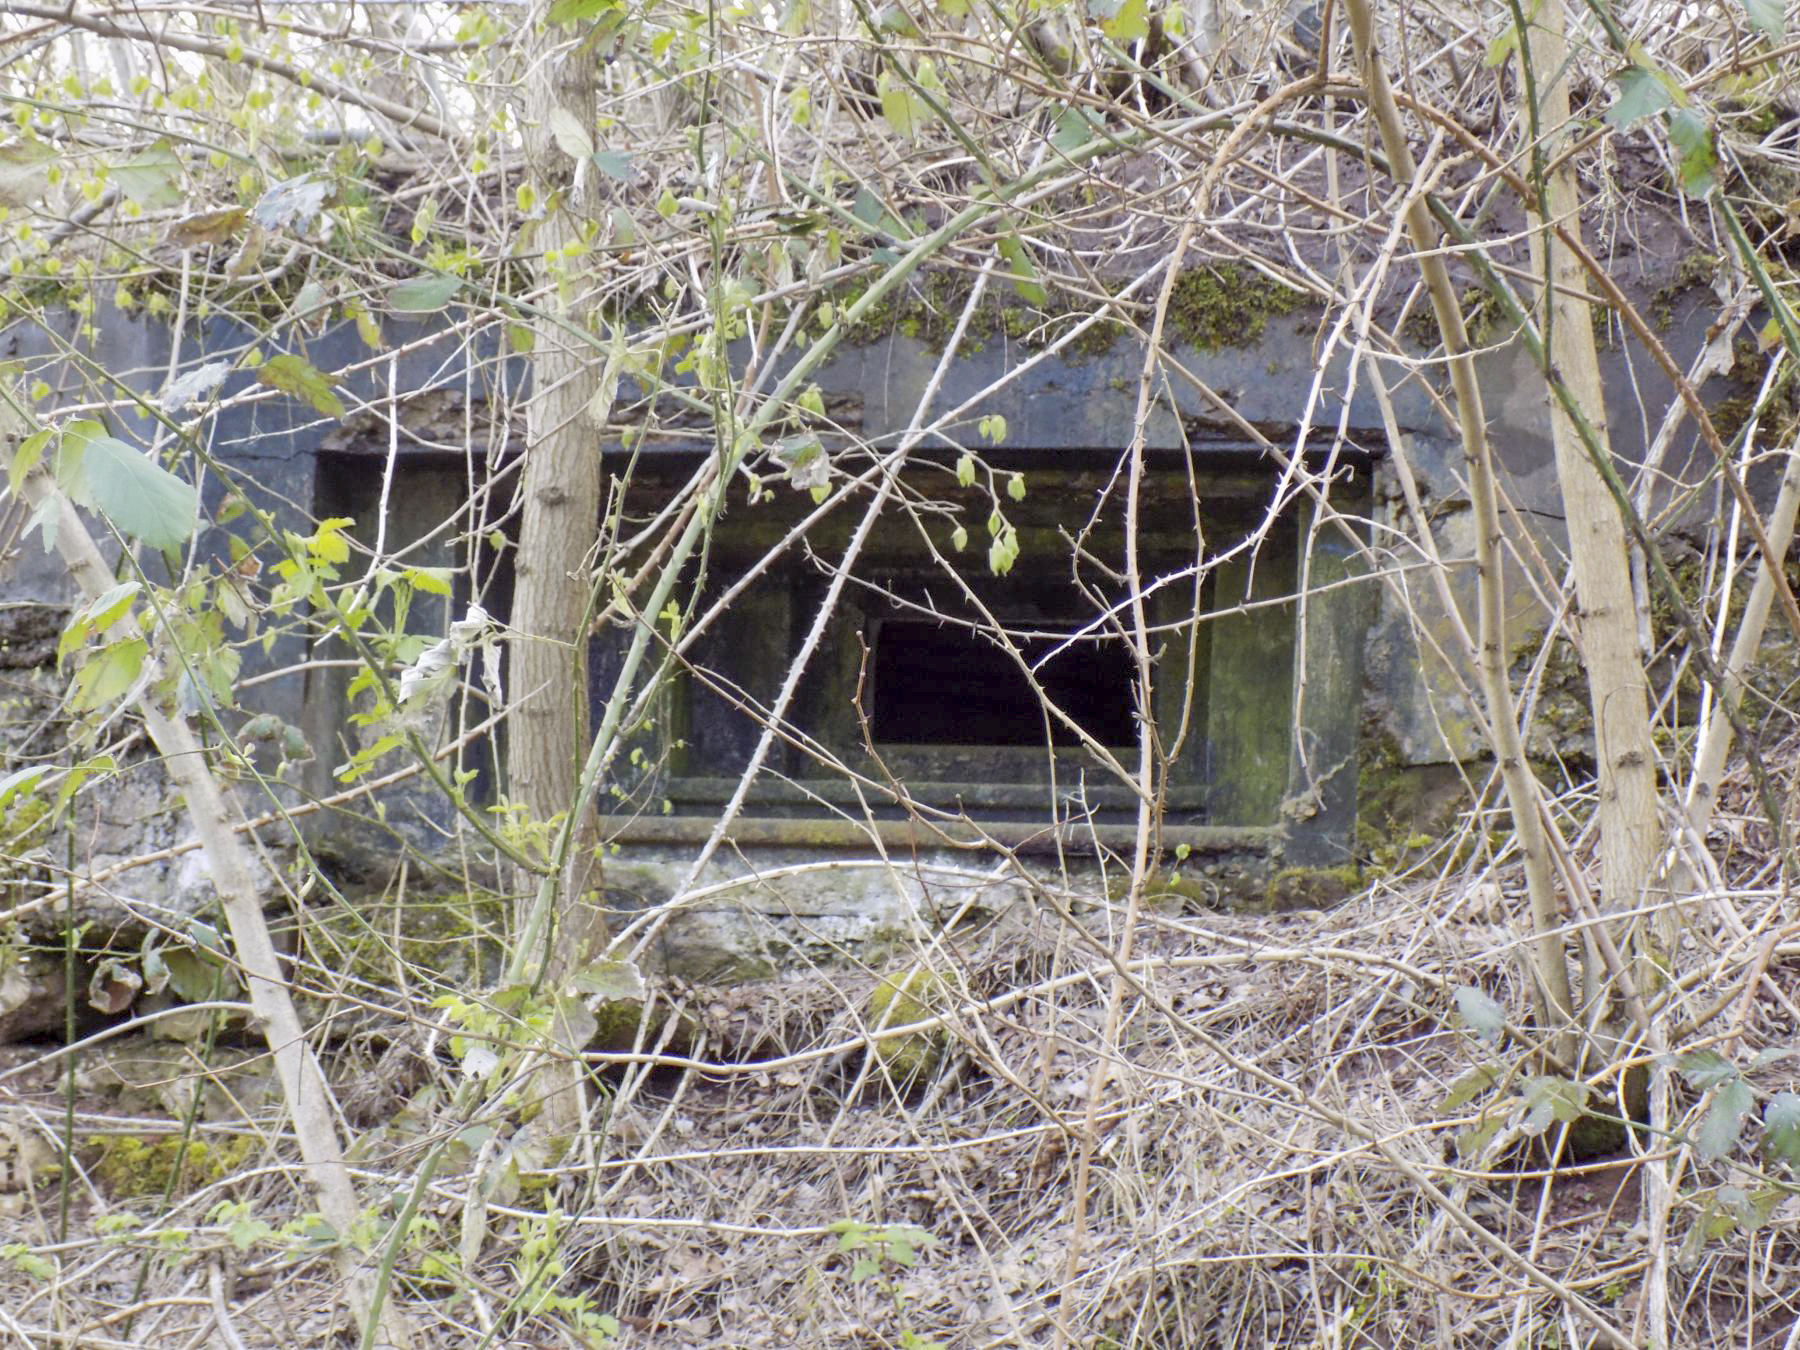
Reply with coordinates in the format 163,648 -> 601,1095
1344,0 -> 1574,1031
510,4 -> 609,1135
1521,3 -> 1661,936
15,467 -> 411,1350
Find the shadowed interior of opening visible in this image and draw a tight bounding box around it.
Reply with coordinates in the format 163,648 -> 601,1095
870,618 -> 1139,747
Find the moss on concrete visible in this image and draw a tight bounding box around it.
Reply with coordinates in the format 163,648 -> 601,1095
1263,864 -> 1360,910
866,968 -> 958,1081
90,1132 -> 253,1199
1166,264 -> 1304,351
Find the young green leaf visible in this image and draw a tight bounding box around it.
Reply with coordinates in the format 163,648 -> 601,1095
70,637 -> 148,711
8,427 -> 50,497
1668,110 -> 1717,198
1091,0 -> 1149,41
997,233 -> 1046,306
0,764 -> 50,810
549,0 -> 616,22
877,72 -> 927,139
258,354 -> 346,418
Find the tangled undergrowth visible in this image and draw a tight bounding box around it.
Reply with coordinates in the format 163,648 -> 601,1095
2,736 -> 1798,1348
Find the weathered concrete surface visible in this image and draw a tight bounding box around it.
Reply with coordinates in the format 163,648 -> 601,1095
0,266 -> 1766,972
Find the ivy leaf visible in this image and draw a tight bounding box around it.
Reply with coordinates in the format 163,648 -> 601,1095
1668,110 -> 1717,198
390,274 -> 463,314
258,354 -> 346,418
1697,1077 -> 1754,1161
1762,1092 -> 1800,1168
1743,0 -> 1785,40
998,233 -> 1046,306
58,422 -> 198,553
1453,986 -> 1506,1044
1606,64 -> 1679,129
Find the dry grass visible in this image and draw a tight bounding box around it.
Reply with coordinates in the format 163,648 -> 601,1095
4,738 -> 1799,1348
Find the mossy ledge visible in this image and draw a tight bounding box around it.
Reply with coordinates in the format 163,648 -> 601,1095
832,262 -> 1307,360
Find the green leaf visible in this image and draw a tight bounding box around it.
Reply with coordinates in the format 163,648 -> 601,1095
1093,0 -> 1150,42
1051,108 -> 1097,153
8,427 -> 49,497
253,173 -> 330,231
1697,1077 -> 1754,1161
390,274 -> 463,314
592,149 -> 634,181
258,354 -> 345,418
566,957 -> 646,1003
1606,64 -> 1678,129
0,140 -> 53,207
1522,1075 -> 1589,1134
160,946 -> 237,1001
1762,1092 -> 1800,1167
1676,1049 -> 1738,1090
112,143 -> 182,208
547,107 -> 594,159
548,0 -> 615,22
1442,1064 -> 1501,1111
851,187 -> 910,242
997,233 -> 1046,306
1742,0 -> 1785,40
1668,110 -> 1717,198
60,423 -> 198,553
70,638 -> 148,712
1453,985 -> 1506,1043
0,764 -> 50,810
877,73 -> 927,139
58,580 -> 140,664
1483,25 -> 1519,68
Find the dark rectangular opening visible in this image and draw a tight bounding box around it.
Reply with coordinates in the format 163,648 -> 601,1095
869,618 -> 1138,747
